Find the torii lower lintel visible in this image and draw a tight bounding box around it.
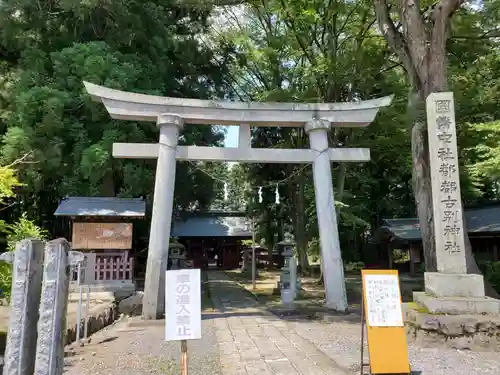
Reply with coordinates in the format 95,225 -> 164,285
112,143 -> 371,163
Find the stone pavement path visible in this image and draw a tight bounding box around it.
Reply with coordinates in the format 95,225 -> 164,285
206,271 -> 346,375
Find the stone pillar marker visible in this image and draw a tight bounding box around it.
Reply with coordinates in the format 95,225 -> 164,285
305,118 -> 348,311
143,114 -> 184,320
413,92 -> 500,314
34,238 -> 71,375
2,239 -> 44,375
427,92 -> 467,274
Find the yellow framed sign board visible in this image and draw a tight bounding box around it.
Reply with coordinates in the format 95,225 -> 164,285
361,269 -> 411,374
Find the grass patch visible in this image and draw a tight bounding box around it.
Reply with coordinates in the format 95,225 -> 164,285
0,330 -> 6,355
201,273 -> 214,311
406,302 -> 430,313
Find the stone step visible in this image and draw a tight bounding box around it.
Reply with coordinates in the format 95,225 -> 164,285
68,291 -> 115,302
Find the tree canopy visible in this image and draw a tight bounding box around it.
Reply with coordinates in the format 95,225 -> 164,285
0,0 -> 498,279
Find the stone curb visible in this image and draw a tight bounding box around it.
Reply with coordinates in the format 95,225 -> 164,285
314,311 -> 361,323
221,272 -> 260,301
65,301 -> 119,346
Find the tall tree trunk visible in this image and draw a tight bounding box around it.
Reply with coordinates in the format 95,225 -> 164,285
373,0 -> 500,298
408,90 -> 437,272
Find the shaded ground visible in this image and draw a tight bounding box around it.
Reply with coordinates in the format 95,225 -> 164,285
292,318 -> 500,375
225,269 -> 424,311
58,269 -> 500,375
226,269 -> 500,375
63,317 -> 221,375
63,277 -> 221,375
64,271 -> 348,375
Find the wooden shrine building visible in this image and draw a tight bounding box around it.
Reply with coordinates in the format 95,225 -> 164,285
54,196 -> 146,293
371,201 -> 500,275
171,211 -> 251,269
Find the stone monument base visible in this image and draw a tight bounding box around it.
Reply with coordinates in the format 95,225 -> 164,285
413,272 -> 500,315
424,272 -> 485,297
413,292 -> 500,314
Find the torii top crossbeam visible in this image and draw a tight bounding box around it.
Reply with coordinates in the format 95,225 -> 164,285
83,82 -> 393,127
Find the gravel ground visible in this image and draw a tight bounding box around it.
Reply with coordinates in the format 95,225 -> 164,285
63,315 -> 221,375
289,318 -> 500,375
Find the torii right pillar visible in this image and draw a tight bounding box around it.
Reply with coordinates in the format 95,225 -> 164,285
306,119 -> 348,311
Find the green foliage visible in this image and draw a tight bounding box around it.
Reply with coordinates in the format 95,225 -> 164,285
0,213 -> 48,301
0,0 -> 497,281
209,0 -> 500,272
480,261 -> 500,294
0,0 -> 236,299
0,165 -> 22,203
393,249 -> 410,264
5,214 -> 49,251
0,0 -> 230,229
344,261 -> 365,274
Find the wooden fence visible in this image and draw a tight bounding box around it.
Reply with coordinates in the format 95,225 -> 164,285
70,252 -> 134,283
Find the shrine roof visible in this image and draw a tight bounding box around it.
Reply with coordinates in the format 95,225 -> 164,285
372,202 -> 500,244
54,197 -> 146,218
171,215 -> 252,237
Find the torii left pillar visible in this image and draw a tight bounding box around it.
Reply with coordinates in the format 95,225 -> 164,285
143,114 -> 183,319
306,119 -> 347,311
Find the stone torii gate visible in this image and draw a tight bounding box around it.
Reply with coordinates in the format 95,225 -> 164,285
84,81 -> 392,319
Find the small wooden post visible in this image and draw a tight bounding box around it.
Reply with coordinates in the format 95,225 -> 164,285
181,340 -> 188,375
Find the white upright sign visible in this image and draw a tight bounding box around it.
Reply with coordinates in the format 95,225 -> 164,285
165,269 -> 202,341
426,92 -> 467,274
364,274 -> 403,327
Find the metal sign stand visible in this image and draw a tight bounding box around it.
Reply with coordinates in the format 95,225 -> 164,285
83,283 -> 90,342
359,272 -> 411,375
76,262 -> 83,345
75,257 -> 91,346
360,287 -> 371,375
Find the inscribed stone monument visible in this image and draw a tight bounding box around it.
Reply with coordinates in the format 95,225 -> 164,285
413,92 -> 500,314
427,92 -> 466,274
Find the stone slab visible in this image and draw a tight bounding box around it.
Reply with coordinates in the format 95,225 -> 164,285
405,306 -> 500,351
413,291 -> 500,315
34,239 -> 71,375
3,239 -> 45,375
65,301 -> 119,346
68,291 -> 115,302
424,272 -> 485,298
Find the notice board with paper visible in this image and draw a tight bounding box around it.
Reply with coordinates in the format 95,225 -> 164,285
361,269 -> 410,374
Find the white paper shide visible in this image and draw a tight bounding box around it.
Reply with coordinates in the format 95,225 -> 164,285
364,274 -> 403,327
165,269 -> 202,341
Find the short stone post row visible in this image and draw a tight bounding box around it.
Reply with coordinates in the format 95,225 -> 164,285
1,238 -> 76,375
1,239 -> 44,375
34,238 -> 72,375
